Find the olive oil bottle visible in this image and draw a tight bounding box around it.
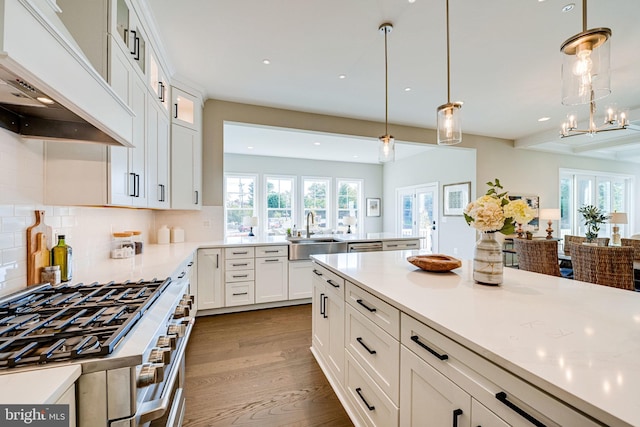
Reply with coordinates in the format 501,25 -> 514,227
52,235 -> 73,282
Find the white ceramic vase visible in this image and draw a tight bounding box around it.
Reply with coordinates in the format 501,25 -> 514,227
473,232 -> 503,285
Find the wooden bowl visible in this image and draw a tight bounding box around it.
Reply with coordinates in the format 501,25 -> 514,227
407,254 -> 462,272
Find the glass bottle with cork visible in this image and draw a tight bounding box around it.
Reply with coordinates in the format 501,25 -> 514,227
51,234 -> 72,282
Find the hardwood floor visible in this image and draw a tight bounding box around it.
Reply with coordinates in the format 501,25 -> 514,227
183,304 -> 353,427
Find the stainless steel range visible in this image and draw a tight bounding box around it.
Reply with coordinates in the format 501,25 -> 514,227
0,260 -> 195,426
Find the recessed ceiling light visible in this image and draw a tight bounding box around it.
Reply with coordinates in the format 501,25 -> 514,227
408,0 -> 416,3
262,59 -> 270,65
538,117 -> 551,122
313,142 -> 321,146
404,87 -> 411,92
562,3 -> 575,12
247,146 -> 254,150
353,155 -> 359,158
338,74 -> 346,79
37,96 -> 54,104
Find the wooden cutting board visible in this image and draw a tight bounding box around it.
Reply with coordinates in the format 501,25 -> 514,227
26,210 -> 53,286
30,233 -> 51,285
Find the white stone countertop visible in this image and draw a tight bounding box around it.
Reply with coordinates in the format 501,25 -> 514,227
197,233 -> 422,247
0,365 -> 80,404
311,250 -> 640,427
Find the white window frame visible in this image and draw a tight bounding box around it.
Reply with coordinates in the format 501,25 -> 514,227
224,173 -> 259,237
335,178 -> 364,233
264,174 -> 296,235
301,176 -> 332,232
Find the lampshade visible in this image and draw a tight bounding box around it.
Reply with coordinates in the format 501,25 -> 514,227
609,212 -> 628,225
437,0 -> 462,146
560,1 -> 611,105
378,23 -> 395,163
539,208 -> 561,221
243,216 -> 258,227
343,216 -> 357,226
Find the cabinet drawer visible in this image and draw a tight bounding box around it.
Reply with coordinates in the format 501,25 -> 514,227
311,263 -> 345,297
225,281 -> 254,306
225,270 -> 255,282
346,281 -> 399,339
382,240 -> 420,251
346,305 -> 399,405
345,351 -> 398,427
255,245 -> 288,257
401,313 -> 601,427
225,258 -> 255,271
225,247 -> 255,259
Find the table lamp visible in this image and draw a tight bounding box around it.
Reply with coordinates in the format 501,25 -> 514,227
609,212 -> 627,246
243,216 -> 258,236
539,208 -> 561,239
343,216 -> 356,234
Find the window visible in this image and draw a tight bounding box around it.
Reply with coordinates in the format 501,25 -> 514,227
225,174 -> 256,236
265,176 -> 295,235
302,177 -> 330,232
560,169 -> 632,239
336,179 -> 362,232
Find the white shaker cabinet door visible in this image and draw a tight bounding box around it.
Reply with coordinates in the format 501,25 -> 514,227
196,249 -> 224,310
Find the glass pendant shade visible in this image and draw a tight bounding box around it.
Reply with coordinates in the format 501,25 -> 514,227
378,134 -> 395,162
437,103 -> 462,145
561,28 -> 611,106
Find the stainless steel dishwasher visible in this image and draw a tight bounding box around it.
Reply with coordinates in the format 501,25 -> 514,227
347,241 -> 383,252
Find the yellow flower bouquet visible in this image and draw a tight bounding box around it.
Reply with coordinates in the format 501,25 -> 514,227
463,179 -> 535,235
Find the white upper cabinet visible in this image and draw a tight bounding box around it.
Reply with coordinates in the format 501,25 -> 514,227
172,87 -> 201,131
149,47 -> 170,111
111,0 -> 147,78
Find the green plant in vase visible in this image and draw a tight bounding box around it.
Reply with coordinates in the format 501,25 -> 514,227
577,205 -> 610,243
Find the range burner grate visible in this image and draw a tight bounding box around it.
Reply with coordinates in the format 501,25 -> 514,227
0,278 -> 170,369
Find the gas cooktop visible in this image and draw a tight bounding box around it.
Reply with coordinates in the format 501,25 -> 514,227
0,278 -> 170,370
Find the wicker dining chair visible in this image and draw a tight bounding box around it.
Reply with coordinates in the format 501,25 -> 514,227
621,238 -> 640,260
563,235 -> 610,255
513,239 -> 562,277
570,244 -> 635,291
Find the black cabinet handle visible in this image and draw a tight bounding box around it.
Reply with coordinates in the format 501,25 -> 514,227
319,293 -> 326,318
174,103 -> 178,119
495,392 -> 546,427
195,190 -> 199,205
216,254 -> 219,269
134,35 -> 140,61
135,174 -> 140,197
355,388 -> 375,411
264,250 -> 280,253
452,408 -> 463,427
356,337 -> 376,355
356,299 -> 377,312
129,172 -> 136,196
232,263 -> 248,267
264,259 -> 280,262
178,272 -> 185,279
410,335 -> 448,360
232,251 -> 248,255
312,269 -> 323,276
159,82 -> 165,102
327,279 -> 340,288
129,30 -> 137,55
322,295 -> 328,318
232,292 -> 248,296
187,262 -> 194,267
232,274 -> 248,278
387,244 -> 399,248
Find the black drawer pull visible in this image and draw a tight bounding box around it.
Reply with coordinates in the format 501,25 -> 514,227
264,250 -> 280,253
319,293 -> 326,317
356,299 -> 376,312
322,295 -> 328,318
495,392 -> 546,427
452,408 -> 463,427
233,251 -> 249,255
232,263 -> 249,267
410,335 -> 448,360
265,259 -> 280,262
356,337 -> 376,355
355,387 -> 375,411
312,269 -> 323,276
387,244 -> 398,248
327,279 -> 340,288
178,272 -> 185,279
232,274 -> 248,278
187,262 -> 193,267
232,292 -> 248,296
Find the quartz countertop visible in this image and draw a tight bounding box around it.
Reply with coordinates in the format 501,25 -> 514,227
311,250 -> 640,427
197,233 -> 422,247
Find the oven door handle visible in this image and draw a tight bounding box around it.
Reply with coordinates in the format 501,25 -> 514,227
137,318 -> 194,424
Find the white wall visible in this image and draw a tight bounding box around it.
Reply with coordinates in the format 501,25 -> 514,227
382,145 -> 477,259
225,153 -> 384,233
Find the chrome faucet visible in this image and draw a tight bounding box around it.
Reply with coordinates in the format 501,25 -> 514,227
305,211 -> 315,238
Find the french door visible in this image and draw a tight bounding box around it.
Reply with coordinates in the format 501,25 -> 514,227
397,183 -> 438,252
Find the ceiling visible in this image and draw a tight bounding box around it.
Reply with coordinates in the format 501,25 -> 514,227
142,0 -> 640,163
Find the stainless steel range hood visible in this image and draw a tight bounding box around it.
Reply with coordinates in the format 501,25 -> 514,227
0,0 -> 134,147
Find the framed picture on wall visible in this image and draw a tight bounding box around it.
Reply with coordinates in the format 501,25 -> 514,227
508,194 -> 540,230
366,198 -> 381,217
443,182 -> 470,216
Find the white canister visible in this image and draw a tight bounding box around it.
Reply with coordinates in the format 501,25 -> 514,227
157,225 -> 170,244
170,227 -> 185,243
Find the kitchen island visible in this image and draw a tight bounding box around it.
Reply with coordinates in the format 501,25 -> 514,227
310,250 -> 640,427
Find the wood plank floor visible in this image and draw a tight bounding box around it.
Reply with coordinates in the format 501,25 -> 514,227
182,304 -> 353,427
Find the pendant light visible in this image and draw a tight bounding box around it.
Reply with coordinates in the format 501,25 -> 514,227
378,23 -> 395,163
437,0 -> 462,146
560,0 -> 611,106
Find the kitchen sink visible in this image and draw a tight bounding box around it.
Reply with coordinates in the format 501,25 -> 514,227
288,238 -> 347,261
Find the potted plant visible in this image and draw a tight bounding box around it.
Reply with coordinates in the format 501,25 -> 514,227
577,205 -> 610,243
